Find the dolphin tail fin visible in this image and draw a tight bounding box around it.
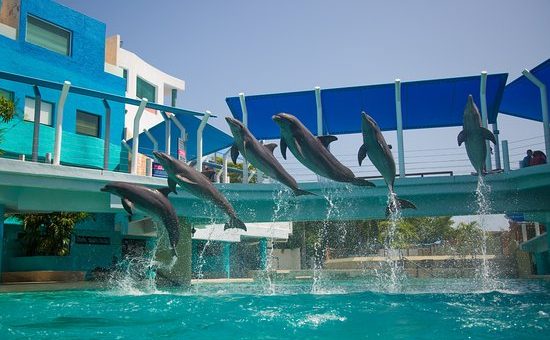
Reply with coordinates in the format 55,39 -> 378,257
351,177 -> 376,187
385,196 -> 417,216
293,188 -> 317,196
224,216 -> 247,231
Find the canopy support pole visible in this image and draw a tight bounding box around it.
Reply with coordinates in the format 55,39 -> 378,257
167,112 -> 187,161
196,110 -> 211,172
53,81 -> 71,166
502,140 -> 510,173
222,148 -> 231,183
522,69 -> 550,156
394,79 -> 405,178
122,139 -> 132,172
480,71 -> 491,172
315,86 -> 323,136
143,128 -> 158,152
31,85 -> 41,162
492,122 -> 501,169
131,98 -> 148,174
161,111 -> 171,155
102,99 -> 111,170
239,93 -> 249,183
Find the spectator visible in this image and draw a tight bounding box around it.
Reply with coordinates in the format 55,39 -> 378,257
530,150 -> 547,166
521,149 -> 533,168
202,164 -> 216,182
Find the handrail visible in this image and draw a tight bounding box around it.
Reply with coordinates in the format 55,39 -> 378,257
359,170 -> 454,179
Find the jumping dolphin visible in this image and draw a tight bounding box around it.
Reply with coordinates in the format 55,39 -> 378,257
100,182 -> 180,257
225,117 -> 315,196
358,112 -> 416,215
272,113 -> 375,187
152,151 -> 247,231
457,95 -> 496,175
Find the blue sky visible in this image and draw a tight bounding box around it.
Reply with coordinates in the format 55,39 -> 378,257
57,0 -> 550,177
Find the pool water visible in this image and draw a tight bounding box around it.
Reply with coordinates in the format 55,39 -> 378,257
0,279 -> 548,339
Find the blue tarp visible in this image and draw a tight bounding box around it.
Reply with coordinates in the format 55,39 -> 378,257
500,59 -> 550,122
127,111 -> 233,161
226,74 -> 508,139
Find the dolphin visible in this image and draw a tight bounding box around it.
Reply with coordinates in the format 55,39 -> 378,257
457,95 -> 496,175
272,113 -> 375,187
225,116 -> 315,196
358,112 -> 416,215
152,151 -> 247,231
100,182 -> 180,257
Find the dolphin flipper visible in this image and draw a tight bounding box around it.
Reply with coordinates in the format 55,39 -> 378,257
231,144 -> 240,164
224,216 -> 247,231
350,177 -> 375,187
481,127 -> 496,144
158,187 -> 172,197
317,135 -> 338,149
121,198 -> 135,215
457,130 -> 466,146
280,138 -> 287,159
264,143 -> 278,153
293,188 -> 317,196
168,178 -> 178,194
358,144 -> 368,166
175,174 -> 197,185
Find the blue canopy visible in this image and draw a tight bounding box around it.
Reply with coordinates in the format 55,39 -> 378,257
500,59 -> 550,122
127,111 -> 233,161
226,74 -> 508,139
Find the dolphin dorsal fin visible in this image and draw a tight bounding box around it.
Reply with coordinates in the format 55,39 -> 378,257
317,135 -> 338,149
280,138 -> 288,159
121,198 -> 135,215
264,143 -> 278,154
230,144 -> 240,165
158,187 -> 172,197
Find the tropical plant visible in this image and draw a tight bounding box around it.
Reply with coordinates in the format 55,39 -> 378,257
0,96 -> 17,123
14,212 -> 90,256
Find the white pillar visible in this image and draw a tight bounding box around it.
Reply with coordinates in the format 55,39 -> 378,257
395,79 -> 405,178
167,112 -> 187,161
535,222 -> 541,237
315,86 -> 323,136
522,69 -> 550,156
480,71 -> 491,172
502,140 -> 510,173
122,139 -> 132,172
521,223 -> 528,242
52,81 -> 71,165
239,92 -> 249,183
492,122 -> 501,169
196,110 -> 211,171
131,98 -> 148,174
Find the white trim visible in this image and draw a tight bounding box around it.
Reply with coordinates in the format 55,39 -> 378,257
0,22 -> 16,40
104,63 -> 123,77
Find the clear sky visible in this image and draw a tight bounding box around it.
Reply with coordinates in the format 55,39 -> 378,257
55,0 -> 550,229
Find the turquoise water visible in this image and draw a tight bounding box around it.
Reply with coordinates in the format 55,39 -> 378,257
0,279 -> 548,339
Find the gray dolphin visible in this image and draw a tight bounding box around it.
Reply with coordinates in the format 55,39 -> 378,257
272,113 -> 375,187
152,151 -> 247,231
225,117 -> 315,196
358,112 -> 416,215
100,182 -> 179,257
457,95 -> 496,175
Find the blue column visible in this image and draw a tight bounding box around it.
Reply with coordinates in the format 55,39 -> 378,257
223,242 -> 231,279
0,204 -> 4,281
259,238 -> 268,270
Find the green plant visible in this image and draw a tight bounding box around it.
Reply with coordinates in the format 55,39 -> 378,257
14,212 -> 90,256
0,96 -> 17,123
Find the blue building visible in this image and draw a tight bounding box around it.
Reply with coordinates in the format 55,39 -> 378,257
0,0 -> 127,170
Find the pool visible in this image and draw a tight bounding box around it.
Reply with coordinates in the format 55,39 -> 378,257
0,279 -> 548,339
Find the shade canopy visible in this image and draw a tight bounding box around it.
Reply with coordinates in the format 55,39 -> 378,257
127,111 -> 233,161
226,73 -> 508,140
500,59 -> 550,122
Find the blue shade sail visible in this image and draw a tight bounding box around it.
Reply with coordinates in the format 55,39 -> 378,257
128,111 -> 233,161
226,73 -> 508,139
500,59 -> 550,122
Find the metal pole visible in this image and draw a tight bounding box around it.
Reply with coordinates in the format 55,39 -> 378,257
53,81 -> 71,165
161,111 -> 171,155
480,71 -> 491,172
239,93 -> 249,183
196,110 -> 211,171
131,98 -> 148,174
143,128 -> 159,152
492,122 -> 501,170
122,139 -> 132,172
315,86 -> 323,136
502,140 -> 510,173
522,69 -> 550,156
222,149 -> 230,183
102,99 -> 111,170
395,79 -> 405,178
167,112 -> 187,161
31,85 -> 41,162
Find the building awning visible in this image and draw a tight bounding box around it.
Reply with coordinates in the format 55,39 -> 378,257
127,111 -> 233,161
500,59 -> 550,122
226,73 -> 508,140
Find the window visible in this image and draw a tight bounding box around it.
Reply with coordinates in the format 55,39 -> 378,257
136,77 -> 156,103
0,88 -> 14,101
24,97 -> 53,126
122,69 -> 128,91
76,110 -> 100,137
26,15 -> 71,56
